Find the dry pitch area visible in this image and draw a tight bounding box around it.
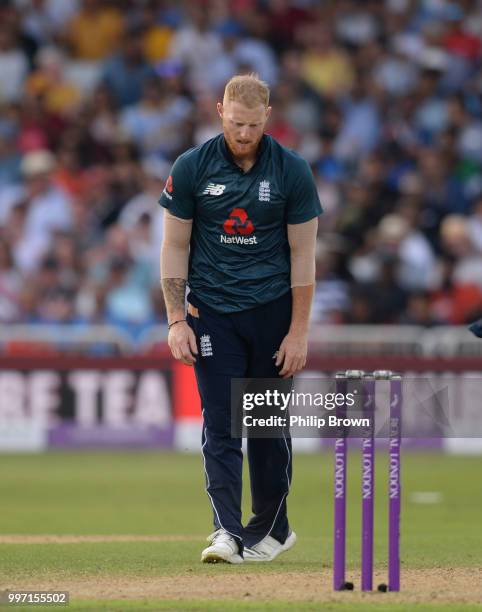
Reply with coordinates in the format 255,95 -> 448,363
2,541 -> 482,607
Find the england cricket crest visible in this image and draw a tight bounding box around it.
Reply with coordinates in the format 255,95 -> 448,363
200,334 -> 213,357
258,180 -> 270,202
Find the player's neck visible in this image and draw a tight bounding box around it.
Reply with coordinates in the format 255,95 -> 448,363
233,156 -> 256,173
225,140 -> 260,173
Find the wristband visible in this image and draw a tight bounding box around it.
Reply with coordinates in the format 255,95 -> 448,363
168,319 -> 186,330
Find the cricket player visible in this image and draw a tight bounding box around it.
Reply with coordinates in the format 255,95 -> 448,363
160,74 -> 322,564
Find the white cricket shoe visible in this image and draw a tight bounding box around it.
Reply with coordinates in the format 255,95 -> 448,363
243,531 -> 297,562
201,529 -> 244,564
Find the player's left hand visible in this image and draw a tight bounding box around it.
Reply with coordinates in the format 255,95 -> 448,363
276,332 -> 308,378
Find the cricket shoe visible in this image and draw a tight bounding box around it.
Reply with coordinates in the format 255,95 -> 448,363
243,531 -> 297,562
201,529 -> 244,564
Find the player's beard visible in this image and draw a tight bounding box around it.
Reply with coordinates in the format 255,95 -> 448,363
224,132 -> 261,161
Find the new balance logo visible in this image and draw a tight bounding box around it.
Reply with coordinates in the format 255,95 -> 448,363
203,183 -> 226,196
258,180 -> 270,202
200,334 -> 213,357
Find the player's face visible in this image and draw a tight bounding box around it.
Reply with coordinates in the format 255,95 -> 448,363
218,100 -> 271,159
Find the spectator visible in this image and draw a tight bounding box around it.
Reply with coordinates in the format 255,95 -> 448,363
274,75 -> 322,136
430,256 -> 482,324
334,76 -> 381,161
266,103 -> 300,149
19,0 -> 61,46
103,256 -> 156,340
401,291 -> 443,326
119,76 -> 192,157
205,21 -> 243,93
65,0 -> 124,62
439,215 -> 482,288
0,130 -> 22,188
0,26 -> 28,103
311,239 -> 349,324
17,93 -> 66,152
119,156 -> 169,279
365,257 -> 408,323
192,93 -> 223,145
102,27 -> 156,108
20,0 -> 80,36
298,23 -> 354,98
53,143 -> 89,197
378,213 -> 437,291
169,3 -> 223,93
25,46 -> 82,117
342,286 -> 375,324
140,1 -> 175,64
48,231 -> 82,290
335,2 -> 380,47
37,286 -> 80,324
88,84 -> 120,147
13,150 -> 72,272
233,22 -> 278,86
417,147 -> 469,248
265,0 -> 312,53
373,48 -> 420,97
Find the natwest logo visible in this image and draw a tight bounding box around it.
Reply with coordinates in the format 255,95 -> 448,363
223,208 -> 254,235
221,208 -> 257,245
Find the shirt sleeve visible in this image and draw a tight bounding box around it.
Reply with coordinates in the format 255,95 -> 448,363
158,153 -> 196,220
286,157 -> 323,224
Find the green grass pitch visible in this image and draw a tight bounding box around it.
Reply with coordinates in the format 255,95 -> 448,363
0,451 -> 481,610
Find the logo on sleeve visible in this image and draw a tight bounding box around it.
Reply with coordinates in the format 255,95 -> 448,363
203,183 -> 226,196
258,180 -> 270,202
221,208 -> 257,245
162,175 -> 173,200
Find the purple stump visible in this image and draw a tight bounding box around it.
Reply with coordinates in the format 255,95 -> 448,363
388,375 -> 402,591
333,373 -> 347,590
361,376 -> 375,591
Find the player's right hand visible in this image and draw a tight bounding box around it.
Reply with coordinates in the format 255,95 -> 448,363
168,321 -> 198,366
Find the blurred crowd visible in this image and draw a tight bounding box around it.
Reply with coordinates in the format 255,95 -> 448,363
0,0 -> 481,337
